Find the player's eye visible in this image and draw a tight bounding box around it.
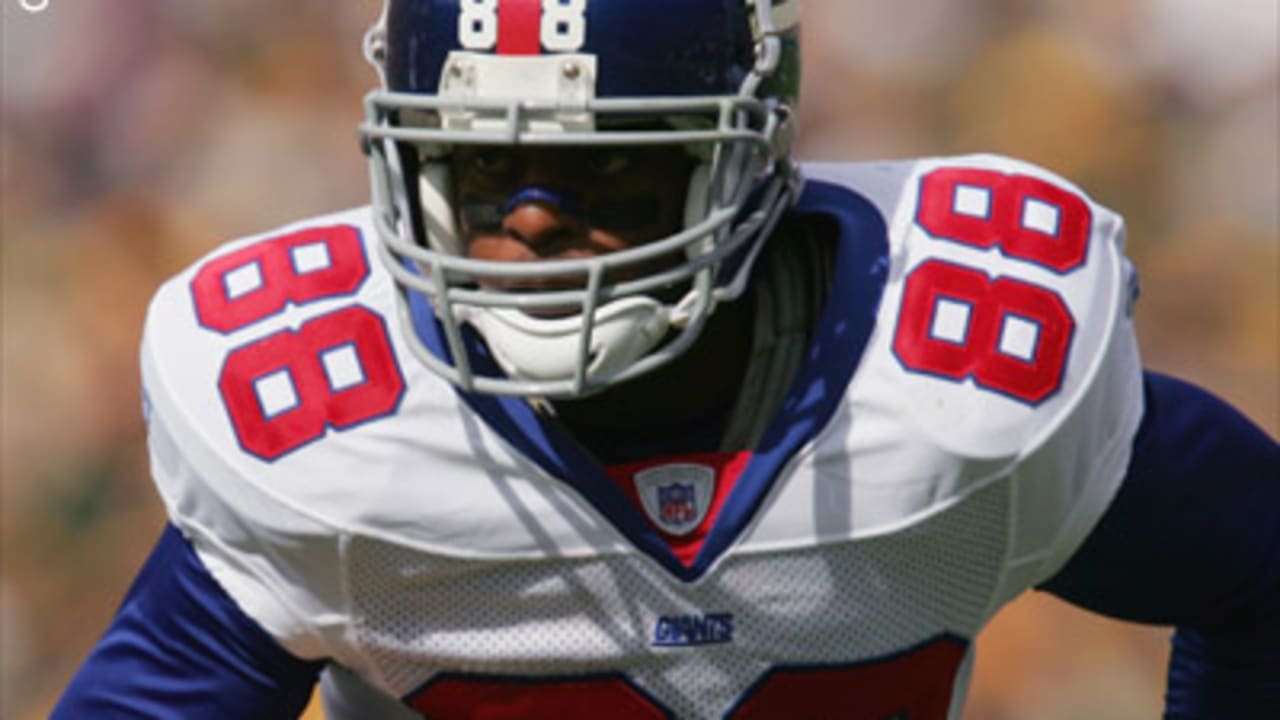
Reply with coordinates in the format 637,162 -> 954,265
468,149 -> 514,177
589,151 -> 630,177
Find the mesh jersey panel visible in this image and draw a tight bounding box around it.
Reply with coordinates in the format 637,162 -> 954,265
345,480 -> 1009,718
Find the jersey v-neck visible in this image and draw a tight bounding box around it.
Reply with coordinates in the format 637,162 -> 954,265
405,178 -> 889,581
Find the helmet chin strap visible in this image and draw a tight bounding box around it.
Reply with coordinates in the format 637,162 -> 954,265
414,159 -> 714,386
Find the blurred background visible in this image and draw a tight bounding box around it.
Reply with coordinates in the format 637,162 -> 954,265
1,0 -> 1275,718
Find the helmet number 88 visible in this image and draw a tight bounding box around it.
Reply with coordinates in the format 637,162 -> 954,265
459,0 -> 586,53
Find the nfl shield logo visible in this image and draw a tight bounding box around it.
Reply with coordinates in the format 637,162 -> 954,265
634,464 -> 714,536
658,484 -> 697,525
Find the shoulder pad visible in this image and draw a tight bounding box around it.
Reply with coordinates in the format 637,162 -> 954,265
825,154 -> 1139,458
142,206 -> 421,465
141,206 -> 427,658
140,208 -> 638,656
781,155 -> 1143,578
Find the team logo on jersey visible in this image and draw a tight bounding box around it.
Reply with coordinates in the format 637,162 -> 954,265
652,612 -> 734,647
634,463 -> 714,536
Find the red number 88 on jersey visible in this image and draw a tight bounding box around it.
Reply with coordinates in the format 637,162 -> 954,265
190,226 -> 405,461
893,167 -> 1092,405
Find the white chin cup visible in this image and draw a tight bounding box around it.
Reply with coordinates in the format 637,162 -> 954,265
457,296 -> 674,383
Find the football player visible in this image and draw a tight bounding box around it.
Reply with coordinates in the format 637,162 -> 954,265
54,1 -> 1278,718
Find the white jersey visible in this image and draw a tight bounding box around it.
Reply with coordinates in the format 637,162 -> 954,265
140,154 -> 1144,719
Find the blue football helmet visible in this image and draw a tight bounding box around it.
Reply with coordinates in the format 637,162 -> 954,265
361,0 -> 801,397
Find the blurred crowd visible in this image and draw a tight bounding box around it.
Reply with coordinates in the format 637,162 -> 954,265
2,1 -> 1275,718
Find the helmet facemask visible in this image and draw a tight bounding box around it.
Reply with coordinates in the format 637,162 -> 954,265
362,0 -> 800,398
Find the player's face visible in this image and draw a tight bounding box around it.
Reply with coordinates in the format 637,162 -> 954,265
452,144 -> 696,287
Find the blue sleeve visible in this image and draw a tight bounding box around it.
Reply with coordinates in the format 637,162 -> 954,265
1041,371 -> 1280,719
52,524 -> 325,719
